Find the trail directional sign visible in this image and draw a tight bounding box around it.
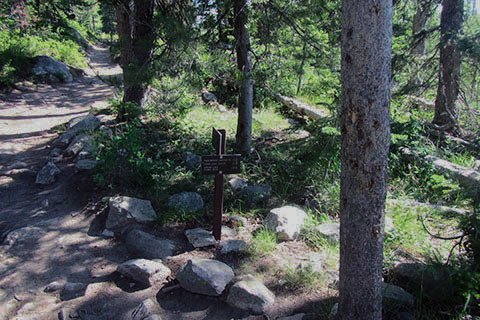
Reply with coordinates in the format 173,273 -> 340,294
201,154 -> 241,175
201,128 -> 242,240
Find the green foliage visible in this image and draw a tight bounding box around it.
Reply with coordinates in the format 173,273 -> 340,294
112,101 -> 143,121
248,227 -> 277,257
94,122 -> 164,188
0,28 -> 86,87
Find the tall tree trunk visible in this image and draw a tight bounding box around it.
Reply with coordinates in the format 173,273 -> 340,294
115,0 -> 154,121
411,1 -> 430,56
339,0 -> 392,319
234,0 -> 253,155
433,0 -> 463,129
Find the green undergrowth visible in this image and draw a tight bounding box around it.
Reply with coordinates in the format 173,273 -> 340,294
0,29 -> 87,87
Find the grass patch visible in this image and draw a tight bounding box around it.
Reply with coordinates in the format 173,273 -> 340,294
248,227 -> 278,257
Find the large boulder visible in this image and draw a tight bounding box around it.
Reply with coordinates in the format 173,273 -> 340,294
168,192 -> 204,213
36,161 -> 61,185
226,274 -> 275,315
125,229 -> 177,260
117,259 -> 171,287
106,196 -> 158,230
382,282 -> 415,310
32,55 -> 73,83
176,259 -> 234,296
391,263 -> 454,302
315,223 -> 340,244
264,205 -> 307,240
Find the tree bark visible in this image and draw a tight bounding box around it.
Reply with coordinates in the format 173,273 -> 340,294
233,0 -> 253,155
411,0 -> 433,56
433,0 -> 463,129
339,0 -> 392,319
115,0 -> 154,121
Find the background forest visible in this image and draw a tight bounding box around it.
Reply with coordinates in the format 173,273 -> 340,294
1,0 -> 480,319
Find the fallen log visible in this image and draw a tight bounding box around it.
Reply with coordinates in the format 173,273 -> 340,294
387,199 -> 468,216
400,147 -> 480,189
265,85 -> 328,121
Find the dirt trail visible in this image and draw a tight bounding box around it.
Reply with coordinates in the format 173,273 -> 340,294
0,44 -> 143,320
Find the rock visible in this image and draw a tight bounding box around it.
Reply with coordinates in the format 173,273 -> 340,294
32,55 -> 73,82
278,314 -> 306,320
293,129 -> 311,138
126,229 -> 177,260
44,280 -> 65,292
7,161 -> 27,170
385,216 -> 397,234
242,184 -> 272,204
106,196 -> 158,230
98,125 -> 113,137
227,215 -> 248,227
117,259 -> 171,287
176,259 -> 234,296
0,176 -> 14,189
184,228 -> 216,248
101,229 -> 114,238
4,226 -> 47,247
75,159 -> 97,171
264,205 -> 307,241
183,152 -> 201,170
55,114 -> 101,148
201,90 -> 217,103
382,283 -> 415,309
391,263 -> 454,302
219,240 -> 247,254
64,134 -> 94,157
228,176 -> 247,190
49,148 -> 62,157
76,150 -> 94,160
226,274 -> 275,315
36,161 -> 61,185
222,226 -> 237,238
329,303 -> 338,319
131,299 -> 162,320
60,282 -> 87,300
315,222 -> 340,244
168,192 -> 204,213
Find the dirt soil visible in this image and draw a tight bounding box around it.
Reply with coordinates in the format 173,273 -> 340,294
0,44 -> 332,320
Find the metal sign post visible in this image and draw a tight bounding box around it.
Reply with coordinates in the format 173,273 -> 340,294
201,128 -> 241,240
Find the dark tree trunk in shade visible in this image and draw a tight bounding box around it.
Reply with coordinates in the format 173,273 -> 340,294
433,0 -> 463,129
233,0 -> 253,155
115,0 -> 154,121
339,0 -> 392,319
411,0 -> 434,56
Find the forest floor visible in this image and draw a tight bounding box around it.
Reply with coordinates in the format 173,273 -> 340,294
0,44 -> 333,320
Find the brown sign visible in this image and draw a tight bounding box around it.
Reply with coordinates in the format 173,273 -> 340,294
201,154 -> 242,175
